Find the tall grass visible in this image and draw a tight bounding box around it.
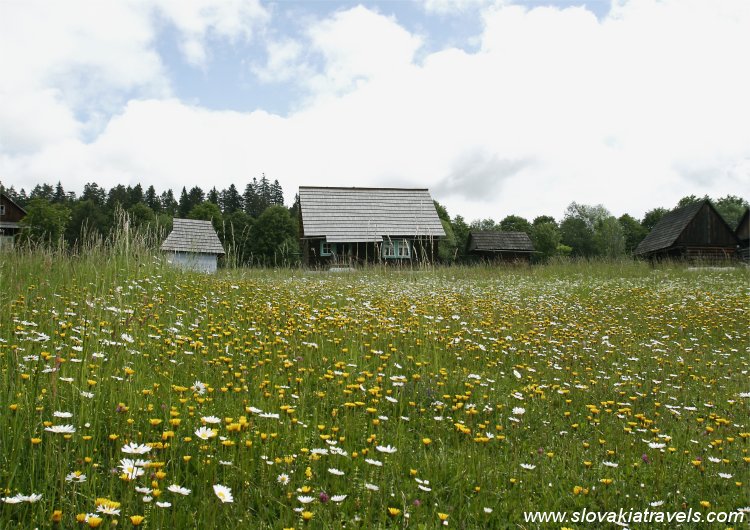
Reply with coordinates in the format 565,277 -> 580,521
0,236 -> 748,528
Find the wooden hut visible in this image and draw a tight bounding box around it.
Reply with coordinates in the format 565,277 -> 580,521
736,208 -> 749,261
0,192 -> 27,248
161,218 -> 225,273
634,200 -> 738,260
298,187 -> 445,267
467,231 -> 535,262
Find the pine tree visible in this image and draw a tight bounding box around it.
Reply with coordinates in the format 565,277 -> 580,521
244,178 -> 262,217
258,174 -> 271,212
207,187 -> 220,205
271,179 -> 284,206
178,187 -> 190,217
53,181 -> 66,203
220,184 -> 243,214
145,185 -> 161,212
161,189 -> 178,215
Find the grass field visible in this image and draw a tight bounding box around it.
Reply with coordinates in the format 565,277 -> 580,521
1,246 -> 748,528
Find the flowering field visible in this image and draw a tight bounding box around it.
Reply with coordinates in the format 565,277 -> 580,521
1,254 -> 748,528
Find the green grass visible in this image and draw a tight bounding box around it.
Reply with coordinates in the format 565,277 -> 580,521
1,246 -> 748,529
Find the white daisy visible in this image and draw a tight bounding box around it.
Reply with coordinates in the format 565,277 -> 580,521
121,442 -> 151,454
45,424 -> 76,434
195,426 -> 217,440
375,444 -> 397,454
213,484 -> 233,503
168,484 -> 191,495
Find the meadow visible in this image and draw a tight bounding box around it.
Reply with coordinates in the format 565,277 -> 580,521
1,245 -> 748,528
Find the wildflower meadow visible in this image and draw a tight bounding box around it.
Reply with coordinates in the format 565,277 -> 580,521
1,246 -> 748,528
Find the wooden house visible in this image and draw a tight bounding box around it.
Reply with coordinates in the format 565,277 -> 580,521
635,200 -> 738,260
467,231 -> 535,262
298,187 -> 445,267
736,208 -> 749,261
161,218 -> 225,273
0,192 -> 27,248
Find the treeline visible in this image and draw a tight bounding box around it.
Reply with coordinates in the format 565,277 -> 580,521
1,175 -> 298,266
435,195 -> 748,262
2,177 -> 747,265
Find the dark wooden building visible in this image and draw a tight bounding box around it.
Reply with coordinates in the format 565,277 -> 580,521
0,192 -> 27,248
635,200 -> 738,260
299,187 -> 445,267
467,231 -> 535,262
736,208 -> 749,261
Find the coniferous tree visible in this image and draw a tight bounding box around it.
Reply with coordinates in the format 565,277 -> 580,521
178,187 -> 190,217
207,187 -> 220,205
82,183 -> 106,206
129,184 -> 144,207
161,189 -> 178,216
187,186 -> 205,211
258,174 -> 271,212
106,185 -> 128,210
30,183 -> 55,201
221,184 -> 243,214
53,181 -> 66,203
145,185 -> 161,212
270,179 -> 284,206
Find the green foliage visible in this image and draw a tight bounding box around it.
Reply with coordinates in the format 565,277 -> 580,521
249,205 -> 299,265
437,219 -> 457,262
618,214 -> 647,254
714,195 -> 749,229
65,199 -> 110,245
188,201 -> 223,232
531,221 -> 560,261
19,198 -> 70,244
499,215 -> 532,234
470,218 -> 499,231
641,207 -> 668,231
220,210 -> 254,267
450,215 -> 470,260
593,216 -> 625,258
560,217 -> 594,257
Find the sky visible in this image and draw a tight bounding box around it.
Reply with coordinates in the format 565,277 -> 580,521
0,0 -> 748,223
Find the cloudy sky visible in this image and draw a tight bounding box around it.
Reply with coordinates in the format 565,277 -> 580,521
1,0 -> 748,222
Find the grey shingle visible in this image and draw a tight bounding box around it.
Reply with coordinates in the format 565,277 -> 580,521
161,218 -> 225,255
468,231 -> 535,252
299,187 -> 445,242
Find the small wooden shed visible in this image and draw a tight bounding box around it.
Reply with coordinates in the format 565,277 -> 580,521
161,218 -> 225,273
299,187 -> 445,267
736,208 -> 749,261
0,192 -> 27,248
467,231 -> 535,262
635,200 -> 738,260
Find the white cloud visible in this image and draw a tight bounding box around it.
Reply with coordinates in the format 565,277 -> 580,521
2,0 -> 748,223
151,0 -> 270,66
421,0 -> 496,16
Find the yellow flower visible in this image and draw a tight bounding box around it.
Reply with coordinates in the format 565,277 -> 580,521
31,437 -> 42,445
301,511 -> 314,522
387,507 -> 401,517
438,513 -> 449,521
422,438 -> 432,446
87,516 -> 104,528
51,510 -> 62,523
130,515 -> 145,526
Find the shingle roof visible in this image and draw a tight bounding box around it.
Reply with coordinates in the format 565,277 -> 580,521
299,187 -> 445,242
634,201 -> 705,255
161,218 -> 225,255
469,231 -> 535,252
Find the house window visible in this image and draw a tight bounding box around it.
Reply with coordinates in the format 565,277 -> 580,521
382,239 -> 410,259
398,240 -> 411,258
0,204 -> 5,216
320,242 -> 333,256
